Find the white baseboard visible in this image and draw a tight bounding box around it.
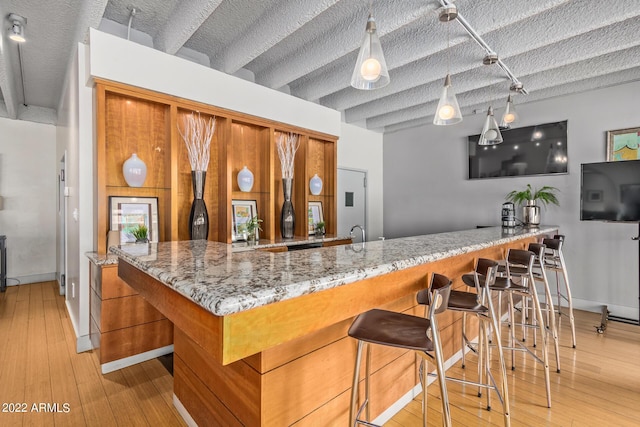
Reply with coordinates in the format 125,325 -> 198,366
173,394 -> 198,427
12,272 -> 57,285
101,345 -> 174,374
77,335 -> 93,353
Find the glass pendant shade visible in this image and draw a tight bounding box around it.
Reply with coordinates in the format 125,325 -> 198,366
237,166 -> 254,192
433,74 -> 462,125
122,153 -> 147,187
351,14 -> 390,90
500,94 -> 518,128
478,106 -> 503,146
309,174 -> 323,195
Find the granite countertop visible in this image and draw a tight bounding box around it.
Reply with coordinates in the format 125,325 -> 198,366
108,226 -> 557,317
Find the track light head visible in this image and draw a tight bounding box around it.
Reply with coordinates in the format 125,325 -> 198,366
483,53 -> 498,65
438,5 -> 458,22
7,13 -> 26,42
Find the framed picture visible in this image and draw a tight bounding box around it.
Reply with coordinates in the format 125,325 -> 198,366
308,201 -> 324,235
607,127 -> 640,161
109,196 -> 159,244
232,200 -> 258,242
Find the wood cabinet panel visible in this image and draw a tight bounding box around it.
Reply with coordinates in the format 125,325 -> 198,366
100,295 -> 166,332
96,80 -> 338,250
99,319 -> 173,364
100,265 -> 137,299
104,92 -> 171,189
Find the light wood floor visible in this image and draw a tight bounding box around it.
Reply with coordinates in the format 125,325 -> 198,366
1,281 -> 639,426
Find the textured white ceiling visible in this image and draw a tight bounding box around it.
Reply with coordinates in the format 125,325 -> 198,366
1,0 -> 639,130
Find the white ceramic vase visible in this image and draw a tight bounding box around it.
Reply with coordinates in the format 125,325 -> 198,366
237,166 -> 254,192
122,153 -> 147,187
309,174 -> 323,195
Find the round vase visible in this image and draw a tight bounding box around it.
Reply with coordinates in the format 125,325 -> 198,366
237,166 -> 254,192
123,153 -> 147,187
309,174 -> 323,195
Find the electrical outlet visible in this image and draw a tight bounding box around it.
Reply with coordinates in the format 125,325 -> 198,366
71,282 -> 75,298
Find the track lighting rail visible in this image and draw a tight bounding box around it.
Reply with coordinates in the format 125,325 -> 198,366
439,0 -> 527,94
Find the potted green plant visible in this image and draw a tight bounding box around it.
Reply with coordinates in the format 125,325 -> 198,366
314,221 -> 325,237
131,224 -> 149,243
240,216 -> 263,243
505,184 -> 559,226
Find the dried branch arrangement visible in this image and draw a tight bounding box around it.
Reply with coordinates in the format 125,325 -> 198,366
276,132 -> 300,179
178,113 -> 216,171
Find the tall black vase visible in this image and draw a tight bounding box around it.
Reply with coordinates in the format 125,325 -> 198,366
280,178 -> 295,239
189,170 -> 209,240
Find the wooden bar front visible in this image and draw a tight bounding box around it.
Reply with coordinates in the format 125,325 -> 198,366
118,235 -> 538,426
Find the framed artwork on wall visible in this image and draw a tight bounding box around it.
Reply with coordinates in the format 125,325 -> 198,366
109,196 -> 159,244
232,199 -> 258,242
308,201 -> 324,235
607,127 -> 640,161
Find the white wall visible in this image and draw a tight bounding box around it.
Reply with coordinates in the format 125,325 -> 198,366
338,122 -> 384,240
56,44 -> 94,352
88,29 -> 341,137
0,117 -> 56,284
383,80 -> 640,319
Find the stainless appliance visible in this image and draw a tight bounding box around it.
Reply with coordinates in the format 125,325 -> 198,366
501,202 -> 516,228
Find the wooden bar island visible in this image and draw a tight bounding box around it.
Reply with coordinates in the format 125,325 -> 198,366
111,226 -> 556,426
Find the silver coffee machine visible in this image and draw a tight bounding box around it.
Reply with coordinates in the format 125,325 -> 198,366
501,202 -> 516,228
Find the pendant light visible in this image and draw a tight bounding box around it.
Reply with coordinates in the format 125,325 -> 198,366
478,106 -> 503,145
433,5 -> 462,126
500,94 -> 518,128
351,6 -> 390,90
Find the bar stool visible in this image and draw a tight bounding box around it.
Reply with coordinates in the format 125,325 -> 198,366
439,258 -> 511,426
519,243 -> 561,373
490,249 -> 551,408
542,235 -> 576,348
348,273 -> 453,427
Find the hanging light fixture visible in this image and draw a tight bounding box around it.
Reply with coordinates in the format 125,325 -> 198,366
500,94 -> 518,128
7,13 -> 26,43
433,5 -> 462,125
478,106 -> 503,145
351,9 -> 390,90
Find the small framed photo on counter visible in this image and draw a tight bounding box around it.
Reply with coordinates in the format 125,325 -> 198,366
308,201 -> 324,235
109,196 -> 159,243
232,199 -> 258,242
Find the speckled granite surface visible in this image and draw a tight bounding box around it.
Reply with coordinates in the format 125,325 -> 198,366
109,226 -> 556,316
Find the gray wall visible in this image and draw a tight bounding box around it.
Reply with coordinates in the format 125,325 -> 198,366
383,80 -> 640,318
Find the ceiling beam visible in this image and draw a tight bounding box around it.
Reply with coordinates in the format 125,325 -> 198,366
345,16 -> 640,125
320,0 -> 640,112
217,0 -> 342,74
74,0 -> 110,43
385,68 -> 640,133
0,43 -> 19,119
256,0 -> 435,90
155,0 -> 224,55
367,46 -> 640,129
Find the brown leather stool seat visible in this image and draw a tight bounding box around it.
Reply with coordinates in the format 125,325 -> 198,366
348,273 -> 453,427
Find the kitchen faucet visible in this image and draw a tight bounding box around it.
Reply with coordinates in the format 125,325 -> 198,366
350,224 -> 365,243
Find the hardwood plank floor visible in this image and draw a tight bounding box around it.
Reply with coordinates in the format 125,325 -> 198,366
385,306 -> 640,426
1,281 -> 639,426
0,282 -> 186,427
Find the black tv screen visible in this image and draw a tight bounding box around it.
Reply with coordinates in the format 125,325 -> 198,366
581,159 -> 640,222
468,121 -> 568,179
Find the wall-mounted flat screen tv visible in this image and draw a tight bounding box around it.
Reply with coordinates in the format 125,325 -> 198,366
468,121 -> 568,179
581,159 -> 640,222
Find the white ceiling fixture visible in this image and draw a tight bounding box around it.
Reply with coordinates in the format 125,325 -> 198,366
7,13 -> 26,43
